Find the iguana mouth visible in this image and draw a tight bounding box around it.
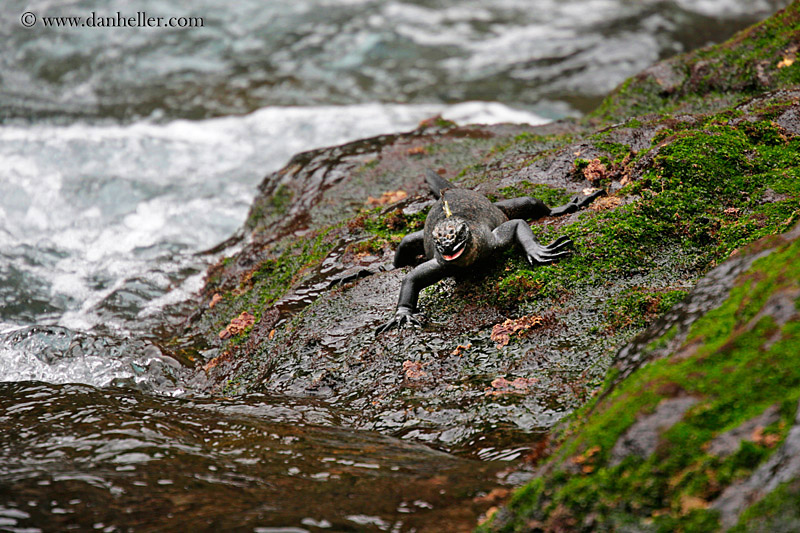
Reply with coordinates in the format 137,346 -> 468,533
442,244 -> 465,261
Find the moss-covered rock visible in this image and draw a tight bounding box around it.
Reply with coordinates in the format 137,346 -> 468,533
481,223 -> 800,533
175,1 -> 800,494
591,2 -> 800,125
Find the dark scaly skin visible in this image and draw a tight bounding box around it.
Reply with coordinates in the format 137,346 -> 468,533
375,170 -> 603,334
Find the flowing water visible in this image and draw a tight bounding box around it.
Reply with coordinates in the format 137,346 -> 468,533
0,0 -> 790,530
0,382 -> 508,532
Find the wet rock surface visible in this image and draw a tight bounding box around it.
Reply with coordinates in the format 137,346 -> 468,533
184,82 -> 800,456
707,404 -> 782,458
177,5 -> 800,462
474,6 -> 800,531
182,114 -> 701,455
609,396 -> 699,467
611,244 -> 773,384
168,5 -> 800,530
483,218 -> 800,532
712,398 -> 800,530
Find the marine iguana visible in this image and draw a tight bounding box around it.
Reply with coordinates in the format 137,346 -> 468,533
375,169 -> 604,334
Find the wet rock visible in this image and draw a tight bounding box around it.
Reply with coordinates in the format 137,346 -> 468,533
188,94 -> 800,450
515,141 -> 605,189
482,220 -> 800,531
186,114 -> 649,453
639,60 -> 687,94
777,103 -> 800,135
613,216 -> 800,388
706,404 -> 781,458
711,398 -> 800,530
611,242 -> 772,384
180,5 -> 800,466
609,396 -> 698,466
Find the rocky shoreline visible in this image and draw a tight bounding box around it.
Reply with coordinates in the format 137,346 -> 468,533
172,3 -> 800,530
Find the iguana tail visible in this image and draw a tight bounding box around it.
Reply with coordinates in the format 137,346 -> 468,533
424,169 -> 456,199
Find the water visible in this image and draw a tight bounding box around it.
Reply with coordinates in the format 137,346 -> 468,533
2,0 -> 789,121
0,382 -> 506,531
0,0 -> 790,530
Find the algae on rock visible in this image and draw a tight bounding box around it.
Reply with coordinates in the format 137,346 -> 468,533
482,223 -> 800,533
480,3 -> 800,530
178,1 -> 800,475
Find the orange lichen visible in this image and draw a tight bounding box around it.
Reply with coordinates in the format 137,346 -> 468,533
583,158 -> 608,185
571,445 -> 601,471
490,315 -> 543,348
485,376 -> 538,396
402,360 -> 428,380
450,343 -> 472,356
203,350 -> 232,372
590,195 -> 622,211
366,190 -> 408,206
218,311 -> 255,340
751,426 -> 781,448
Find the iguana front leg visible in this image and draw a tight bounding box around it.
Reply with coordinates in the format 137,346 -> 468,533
492,220 -> 572,265
375,259 -> 450,334
393,230 -> 426,268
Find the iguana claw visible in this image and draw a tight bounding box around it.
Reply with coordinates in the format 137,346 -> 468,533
375,306 -> 424,335
526,235 -> 574,265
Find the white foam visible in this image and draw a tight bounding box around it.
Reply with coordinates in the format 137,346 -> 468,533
674,0 -> 785,17
0,345 -> 133,387
0,102 -> 547,363
441,101 -> 549,126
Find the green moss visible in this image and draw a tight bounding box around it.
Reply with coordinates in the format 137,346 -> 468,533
592,75 -> 670,125
686,238 -> 800,359
245,204 -> 267,229
645,324 -> 679,353
591,2 -> 800,124
207,228 -> 338,343
590,139 -> 633,163
347,237 -> 385,256
547,121 -> 795,292
716,440 -> 772,487
651,127 -> 676,145
245,183 -> 294,229
418,116 -> 457,130
603,288 -> 688,332
502,131 -> 577,150
254,229 -> 337,307
363,206 -> 426,238
360,158 -> 380,171
513,132 -> 540,143
221,375 -> 241,395
494,264 -> 545,304
270,184 -> 293,213
497,181 -> 573,207
731,480 -> 800,532
473,118 -> 798,315
486,232 -> 800,532
653,509 -> 721,533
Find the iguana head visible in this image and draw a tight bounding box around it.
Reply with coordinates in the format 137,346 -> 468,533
432,217 -> 470,262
